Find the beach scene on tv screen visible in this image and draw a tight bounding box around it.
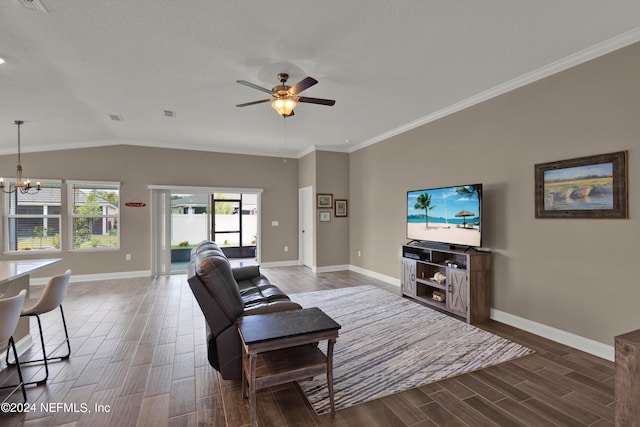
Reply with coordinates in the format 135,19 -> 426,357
407,185 -> 481,247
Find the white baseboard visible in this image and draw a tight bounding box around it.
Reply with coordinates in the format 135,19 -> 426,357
24,263 -> 614,361
260,260 -> 300,268
348,265 -> 400,287
303,263 -> 401,285
343,265 -> 614,361
314,264 -> 351,273
491,308 -> 614,361
30,270 -> 152,286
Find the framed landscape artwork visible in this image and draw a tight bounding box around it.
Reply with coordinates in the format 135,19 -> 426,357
317,193 -> 333,208
535,150 -> 628,219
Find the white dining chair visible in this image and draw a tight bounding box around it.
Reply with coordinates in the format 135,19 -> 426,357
6,269 -> 71,385
0,290 -> 27,403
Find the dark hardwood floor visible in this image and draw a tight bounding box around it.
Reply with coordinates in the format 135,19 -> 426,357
0,266 -> 615,426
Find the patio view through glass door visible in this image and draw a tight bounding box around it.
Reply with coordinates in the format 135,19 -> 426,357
170,193 -> 210,272
169,191 -> 258,272
212,193 -> 258,260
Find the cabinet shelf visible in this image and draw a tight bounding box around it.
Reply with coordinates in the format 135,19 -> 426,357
401,244 -> 491,324
416,278 -> 446,290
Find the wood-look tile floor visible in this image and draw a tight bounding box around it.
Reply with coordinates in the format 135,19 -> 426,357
0,266 -> 615,426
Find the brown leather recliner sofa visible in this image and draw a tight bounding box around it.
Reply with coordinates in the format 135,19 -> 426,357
187,240 -> 302,380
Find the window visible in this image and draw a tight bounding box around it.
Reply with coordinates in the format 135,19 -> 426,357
68,181 -> 120,250
3,179 -> 62,253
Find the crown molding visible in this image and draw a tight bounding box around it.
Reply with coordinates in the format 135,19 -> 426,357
350,27 -> 640,153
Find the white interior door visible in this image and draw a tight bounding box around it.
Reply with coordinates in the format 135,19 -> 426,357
299,186 -> 314,267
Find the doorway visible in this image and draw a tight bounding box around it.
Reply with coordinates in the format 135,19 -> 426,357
150,185 -> 262,275
298,186 -> 314,268
212,193 -> 258,259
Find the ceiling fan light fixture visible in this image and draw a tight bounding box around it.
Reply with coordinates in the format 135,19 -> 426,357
271,97 -> 297,117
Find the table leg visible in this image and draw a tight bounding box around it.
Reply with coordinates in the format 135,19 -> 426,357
327,338 -> 336,414
249,353 -> 257,427
242,352 -> 247,399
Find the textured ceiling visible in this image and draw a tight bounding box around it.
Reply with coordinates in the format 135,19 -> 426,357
1,1 -> 640,158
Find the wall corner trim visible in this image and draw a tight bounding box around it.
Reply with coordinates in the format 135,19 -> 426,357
491,308 -> 614,361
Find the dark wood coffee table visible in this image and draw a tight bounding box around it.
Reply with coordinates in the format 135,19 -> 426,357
237,307 -> 341,427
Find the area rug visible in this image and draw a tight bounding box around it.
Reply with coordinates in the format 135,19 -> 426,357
290,285 -> 533,415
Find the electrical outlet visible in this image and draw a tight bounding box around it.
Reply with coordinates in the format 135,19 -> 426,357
357,250 -> 361,257
125,254 -> 132,261
284,246 -> 289,252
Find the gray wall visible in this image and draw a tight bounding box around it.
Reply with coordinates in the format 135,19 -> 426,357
315,151 -> 350,267
3,42 -> 638,348
349,42 -> 640,346
298,150 -> 350,268
0,145 -> 300,277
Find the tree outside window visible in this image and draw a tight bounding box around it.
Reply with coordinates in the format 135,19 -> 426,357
69,181 -> 119,250
3,180 -> 62,252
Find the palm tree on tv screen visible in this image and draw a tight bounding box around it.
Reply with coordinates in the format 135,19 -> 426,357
414,192 -> 436,228
455,185 -> 481,199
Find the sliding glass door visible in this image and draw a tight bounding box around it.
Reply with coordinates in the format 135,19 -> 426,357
170,193 -> 210,272
150,186 -> 262,275
212,193 -> 257,259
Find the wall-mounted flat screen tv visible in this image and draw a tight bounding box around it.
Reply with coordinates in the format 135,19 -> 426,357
406,183 -> 482,248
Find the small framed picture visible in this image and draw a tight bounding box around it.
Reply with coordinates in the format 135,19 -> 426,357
319,210 -> 331,222
317,193 -> 333,208
335,199 -> 348,217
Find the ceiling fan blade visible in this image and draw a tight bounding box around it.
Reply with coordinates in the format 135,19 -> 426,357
236,99 -> 271,107
236,80 -> 273,94
297,96 -> 336,106
290,77 -> 318,95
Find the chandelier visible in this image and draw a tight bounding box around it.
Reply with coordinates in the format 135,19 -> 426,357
0,120 -> 41,194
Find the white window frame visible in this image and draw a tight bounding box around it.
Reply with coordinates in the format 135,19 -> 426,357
3,179 -> 62,254
68,180 -> 120,252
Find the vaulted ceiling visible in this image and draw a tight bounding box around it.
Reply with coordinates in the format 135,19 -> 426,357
1,1 -> 640,158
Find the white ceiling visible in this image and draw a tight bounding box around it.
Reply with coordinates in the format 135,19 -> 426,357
1,1 -> 640,158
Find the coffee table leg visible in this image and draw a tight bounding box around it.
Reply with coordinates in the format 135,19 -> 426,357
249,353 -> 257,427
327,338 -> 336,413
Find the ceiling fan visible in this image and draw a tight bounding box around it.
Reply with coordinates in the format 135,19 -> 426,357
236,73 -> 335,117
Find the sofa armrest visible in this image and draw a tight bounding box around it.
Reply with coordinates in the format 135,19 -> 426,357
243,300 -> 302,316
232,265 -> 261,282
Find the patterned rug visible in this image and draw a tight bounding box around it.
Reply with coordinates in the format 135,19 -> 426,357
290,285 -> 533,415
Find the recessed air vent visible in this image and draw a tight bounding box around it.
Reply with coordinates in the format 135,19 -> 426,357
163,110 -> 176,118
15,0 -> 48,13
109,114 -> 124,122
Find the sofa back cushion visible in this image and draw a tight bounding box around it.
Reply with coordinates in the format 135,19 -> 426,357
191,241 -> 244,328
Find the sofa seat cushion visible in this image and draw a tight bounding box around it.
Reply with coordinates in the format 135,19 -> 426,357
239,282 -> 292,306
